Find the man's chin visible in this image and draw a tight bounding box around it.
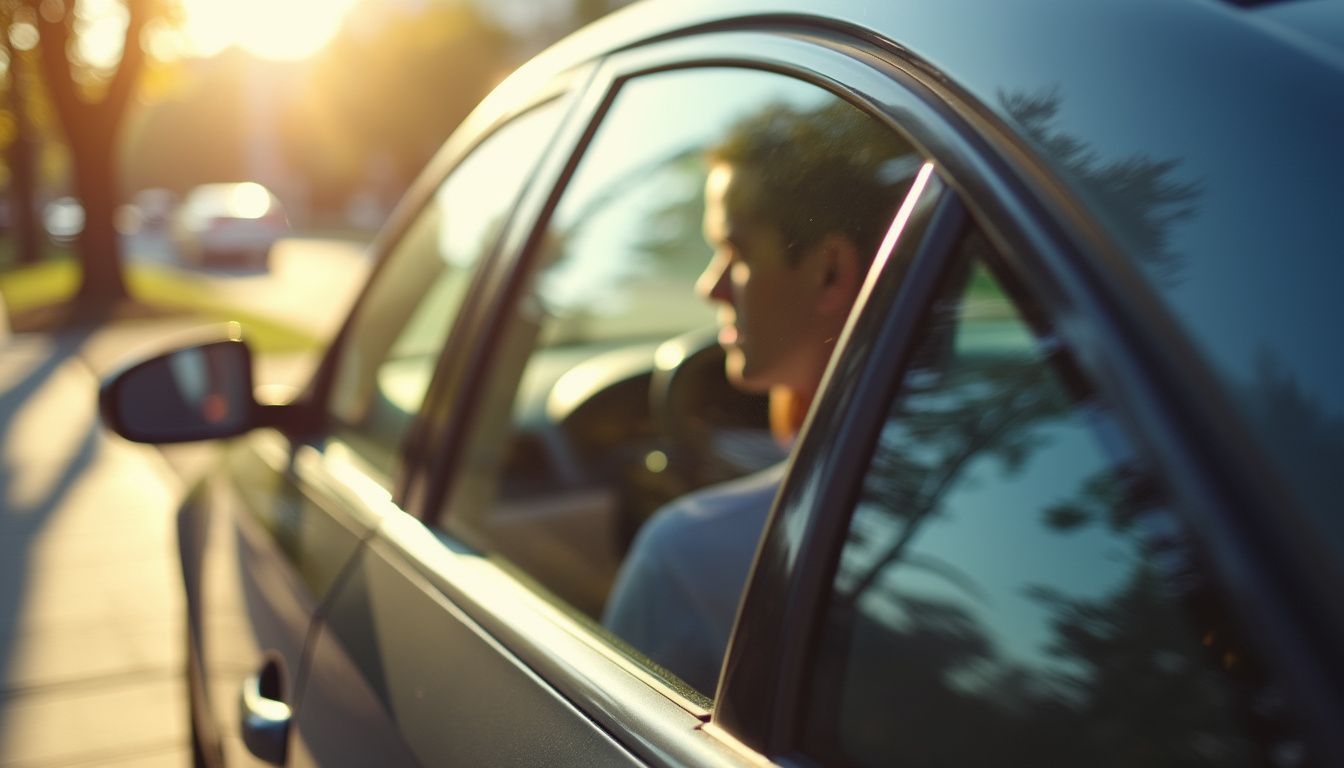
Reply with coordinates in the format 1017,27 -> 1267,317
724,352 -> 770,394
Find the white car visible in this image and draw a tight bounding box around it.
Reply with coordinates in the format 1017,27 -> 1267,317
172,182 -> 288,269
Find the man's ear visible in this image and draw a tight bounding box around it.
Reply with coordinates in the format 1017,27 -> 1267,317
814,233 -> 863,316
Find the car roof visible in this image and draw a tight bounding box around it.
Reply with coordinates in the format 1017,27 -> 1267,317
1246,0 -> 1344,60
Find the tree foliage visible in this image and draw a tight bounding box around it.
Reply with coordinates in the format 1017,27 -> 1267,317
281,2 -> 516,221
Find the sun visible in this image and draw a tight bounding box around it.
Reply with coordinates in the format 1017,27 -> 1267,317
178,0 -> 361,60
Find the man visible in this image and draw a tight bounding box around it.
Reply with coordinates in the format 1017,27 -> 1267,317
603,99 -> 918,694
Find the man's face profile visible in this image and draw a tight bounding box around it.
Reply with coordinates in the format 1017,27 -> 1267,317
697,163 -> 841,399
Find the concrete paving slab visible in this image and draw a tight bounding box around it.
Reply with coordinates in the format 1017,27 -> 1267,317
0,675 -> 187,767
0,331 -> 190,767
0,616 -> 183,696
0,558 -> 183,636
89,745 -> 194,768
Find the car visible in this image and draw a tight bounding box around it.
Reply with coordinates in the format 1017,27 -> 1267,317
98,0 -> 1344,765
172,182 -> 288,270
42,195 -> 84,245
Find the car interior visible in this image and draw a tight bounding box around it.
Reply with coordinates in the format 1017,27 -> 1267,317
441,310 -> 782,619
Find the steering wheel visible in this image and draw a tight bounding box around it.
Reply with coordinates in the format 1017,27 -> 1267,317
648,327 -> 778,491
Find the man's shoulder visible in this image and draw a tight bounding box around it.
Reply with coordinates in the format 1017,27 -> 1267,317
642,462 -> 786,548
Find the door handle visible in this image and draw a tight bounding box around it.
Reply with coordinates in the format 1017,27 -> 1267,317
240,658 -> 291,766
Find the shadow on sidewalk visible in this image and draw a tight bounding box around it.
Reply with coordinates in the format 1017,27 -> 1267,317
0,329 -> 98,725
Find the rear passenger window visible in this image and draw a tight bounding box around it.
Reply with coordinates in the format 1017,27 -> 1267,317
801,229 -> 1310,766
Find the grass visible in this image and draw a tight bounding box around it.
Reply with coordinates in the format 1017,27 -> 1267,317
0,258 -> 81,316
0,258 -> 323,356
128,267 -> 322,354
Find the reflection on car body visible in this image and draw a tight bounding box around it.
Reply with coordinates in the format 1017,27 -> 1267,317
98,1 -> 1344,766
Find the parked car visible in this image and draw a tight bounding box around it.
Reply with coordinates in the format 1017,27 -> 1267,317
42,196 -> 84,245
99,0 -> 1343,765
172,182 -> 288,269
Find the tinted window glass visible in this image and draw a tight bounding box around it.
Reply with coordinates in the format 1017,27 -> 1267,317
437,67 -> 920,700
326,100 -> 565,483
1003,70 -> 1342,547
802,230 -> 1308,766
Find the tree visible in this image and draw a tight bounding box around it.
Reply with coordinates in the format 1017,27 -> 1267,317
27,0 -> 162,309
0,2 -> 43,267
282,2 -> 515,221
571,0 -> 637,26
120,49 -> 254,196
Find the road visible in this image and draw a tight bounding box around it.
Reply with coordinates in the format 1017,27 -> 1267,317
126,230 -> 374,341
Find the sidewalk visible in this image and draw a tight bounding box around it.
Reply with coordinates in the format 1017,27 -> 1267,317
0,324 -> 205,767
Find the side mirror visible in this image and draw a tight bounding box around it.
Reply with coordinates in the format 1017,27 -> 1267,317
99,339 -> 258,443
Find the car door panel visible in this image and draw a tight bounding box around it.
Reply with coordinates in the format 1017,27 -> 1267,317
296,529 -> 644,767
188,430 -> 390,765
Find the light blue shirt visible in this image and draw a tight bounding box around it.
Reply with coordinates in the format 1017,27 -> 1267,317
602,463 -> 786,694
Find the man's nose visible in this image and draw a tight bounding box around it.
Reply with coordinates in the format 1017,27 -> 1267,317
696,254 -> 732,304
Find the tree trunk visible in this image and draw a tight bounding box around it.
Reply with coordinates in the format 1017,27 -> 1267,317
32,0 -> 152,313
71,137 -> 128,307
1,17 -> 40,267
7,133 -> 41,267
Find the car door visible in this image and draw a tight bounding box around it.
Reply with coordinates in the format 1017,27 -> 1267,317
719,158 -> 1343,766
292,27 -> 949,767
186,80 -> 581,767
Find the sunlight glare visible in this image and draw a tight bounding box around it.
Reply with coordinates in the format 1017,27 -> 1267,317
228,182 -> 272,219
179,0 -> 359,60
75,0 -> 128,70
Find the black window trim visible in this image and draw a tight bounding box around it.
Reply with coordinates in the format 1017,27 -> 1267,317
389,89 -> 598,507
717,185 -> 968,754
392,66 -> 607,517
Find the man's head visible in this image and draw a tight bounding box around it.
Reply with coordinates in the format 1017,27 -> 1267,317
696,99 -> 917,403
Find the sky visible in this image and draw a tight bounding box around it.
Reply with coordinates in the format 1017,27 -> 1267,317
67,0 -> 575,67
172,0 -> 365,60
61,0 -> 362,67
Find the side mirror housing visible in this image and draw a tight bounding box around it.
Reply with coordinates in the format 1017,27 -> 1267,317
99,339 -> 259,443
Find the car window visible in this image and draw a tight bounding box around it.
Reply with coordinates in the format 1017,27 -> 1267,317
799,228 -> 1310,766
435,66 -> 923,700
326,99 -> 566,485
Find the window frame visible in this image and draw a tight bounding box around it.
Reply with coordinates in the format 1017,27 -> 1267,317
383,24 -> 1002,762
405,24 -> 993,534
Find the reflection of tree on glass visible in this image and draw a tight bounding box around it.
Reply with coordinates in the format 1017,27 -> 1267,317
1003,88 -> 1202,285
603,97 -> 920,695
805,237 -> 1299,766
1240,352 -> 1344,539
